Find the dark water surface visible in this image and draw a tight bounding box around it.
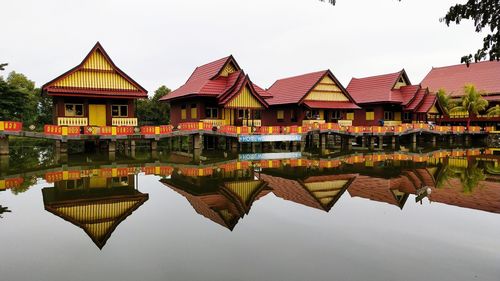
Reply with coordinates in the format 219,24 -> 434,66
1,146 -> 500,281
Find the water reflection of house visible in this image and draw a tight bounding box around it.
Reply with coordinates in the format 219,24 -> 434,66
161,168 -> 269,230
348,169 -> 436,209
260,173 -> 356,212
42,174 -> 148,249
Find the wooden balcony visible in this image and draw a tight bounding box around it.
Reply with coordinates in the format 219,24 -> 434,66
243,119 -> 262,127
112,118 -> 138,126
200,119 -> 229,127
57,117 -> 88,126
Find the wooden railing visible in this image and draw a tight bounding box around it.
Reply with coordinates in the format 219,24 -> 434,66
200,119 -> 229,127
243,119 -> 262,127
57,117 -> 88,126
112,118 -> 138,127
384,121 -> 402,126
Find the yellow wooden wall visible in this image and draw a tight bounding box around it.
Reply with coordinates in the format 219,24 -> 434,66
226,86 -> 263,109
220,61 -> 237,77
304,76 -> 348,101
225,181 -> 263,204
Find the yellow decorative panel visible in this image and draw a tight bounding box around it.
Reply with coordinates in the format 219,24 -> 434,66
346,112 -> 354,120
448,157 -> 468,168
226,86 -> 263,109
394,76 -> 408,89
84,221 -> 114,240
225,181 -> 263,204
366,111 -> 375,121
220,62 -> 237,77
89,177 -> 107,188
277,110 -> 284,119
55,200 -> 140,222
305,75 -> 348,101
191,107 -> 197,119
305,180 -> 348,192
428,105 -> 439,114
82,50 -> 113,70
53,71 -> 138,90
181,109 -> 187,120
394,112 -> 402,121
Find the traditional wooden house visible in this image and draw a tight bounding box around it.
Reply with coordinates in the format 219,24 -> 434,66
161,56 -> 271,127
421,61 -> 500,126
346,70 -> 442,126
263,70 -> 360,126
42,42 -> 148,127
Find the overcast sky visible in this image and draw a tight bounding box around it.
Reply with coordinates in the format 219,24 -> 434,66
1,0 -> 483,94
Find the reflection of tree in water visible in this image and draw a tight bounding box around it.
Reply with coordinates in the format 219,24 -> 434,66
10,176 -> 38,195
8,143 -> 56,172
436,161 -> 486,194
0,205 -> 11,218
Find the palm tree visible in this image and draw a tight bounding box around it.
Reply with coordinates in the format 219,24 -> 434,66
436,88 -> 455,114
449,84 -> 488,129
486,104 -> 500,117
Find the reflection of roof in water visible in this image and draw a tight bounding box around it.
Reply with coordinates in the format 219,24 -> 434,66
42,187 -> 148,249
162,179 -> 270,230
261,173 -> 356,212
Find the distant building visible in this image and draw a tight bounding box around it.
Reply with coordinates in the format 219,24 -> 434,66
42,42 -> 147,127
421,60 -> 500,126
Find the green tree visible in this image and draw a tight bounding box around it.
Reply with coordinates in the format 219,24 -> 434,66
449,84 -> 488,128
136,85 -> 171,125
320,0 -> 500,64
436,88 -> 454,114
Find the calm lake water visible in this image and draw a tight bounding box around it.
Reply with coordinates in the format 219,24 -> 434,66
1,145 -> 500,281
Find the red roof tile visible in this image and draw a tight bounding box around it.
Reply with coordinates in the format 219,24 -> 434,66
399,85 -> 421,106
346,70 -> 407,104
415,92 -> 438,113
267,71 -> 327,105
304,100 -> 360,109
421,61 -> 500,97
161,56 -> 270,107
404,88 -> 427,111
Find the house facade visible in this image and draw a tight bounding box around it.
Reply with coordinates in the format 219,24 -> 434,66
263,70 -> 360,126
347,70 -> 442,126
42,42 -> 147,127
160,56 -> 271,127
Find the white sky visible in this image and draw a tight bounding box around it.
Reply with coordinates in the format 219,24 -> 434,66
0,0 -> 483,94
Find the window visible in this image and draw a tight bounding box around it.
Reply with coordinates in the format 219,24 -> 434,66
291,109 -> 297,122
111,105 -> 128,117
253,110 -> 261,119
346,111 -> 354,120
65,104 -> 84,117
365,109 -> 374,121
65,179 -> 84,190
205,107 -> 218,119
181,104 -> 187,120
384,111 -> 394,120
306,110 -> 320,120
190,104 -> 197,119
238,109 -> 248,119
403,112 -> 412,121
330,111 -> 341,120
277,110 -> 284,122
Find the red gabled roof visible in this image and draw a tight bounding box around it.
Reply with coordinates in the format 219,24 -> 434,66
421,60 -> 500,97
347,70 -> 409,104
267,70 -> 357,107
415,92 -> 438,113
267,71 -> 327,105
404,88 -> 427,111
161,56 -> 269,107
43,42 -> 147,99
399,85 -> 421,106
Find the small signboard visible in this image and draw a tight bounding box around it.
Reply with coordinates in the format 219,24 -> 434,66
238,152 -> 302,161
239,134 -> 302,143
